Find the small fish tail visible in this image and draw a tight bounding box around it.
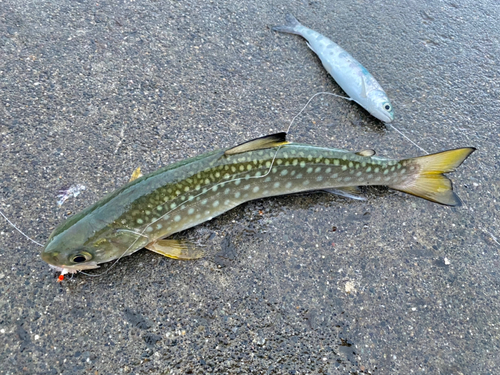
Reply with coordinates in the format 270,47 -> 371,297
272,14 -> 302,34
390,147 -> 475,206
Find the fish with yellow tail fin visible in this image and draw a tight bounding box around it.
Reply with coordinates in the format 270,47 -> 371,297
41,133 -> 474,276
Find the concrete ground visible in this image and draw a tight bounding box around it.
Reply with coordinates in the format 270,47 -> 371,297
1,0 -> 499,373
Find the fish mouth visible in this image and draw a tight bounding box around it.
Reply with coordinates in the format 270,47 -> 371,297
377,111 -> 394,123
48,262 -> 100,274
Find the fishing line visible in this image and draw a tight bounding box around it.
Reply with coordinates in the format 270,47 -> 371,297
285,91 -> 351,135
0,209 -> 43,247
79,145 -> 285,278
386,123 -> 428,154
286,91 -> 429,155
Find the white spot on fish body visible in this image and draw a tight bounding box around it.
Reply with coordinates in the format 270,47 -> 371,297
213,200 -> 219,208
234,192 -> 241,199
174,215 -> 181,222
188,208 -> 195,215
274,182 -> 280,189
280,169 -> 288,176
253,186 -> 260,193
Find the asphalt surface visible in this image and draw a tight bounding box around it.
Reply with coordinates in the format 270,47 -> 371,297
1,0 -> 499,374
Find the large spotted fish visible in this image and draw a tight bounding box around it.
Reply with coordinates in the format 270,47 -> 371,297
41,133 -> 474,275
273,14 -> 394,123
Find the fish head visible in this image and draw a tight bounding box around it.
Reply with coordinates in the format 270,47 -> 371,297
42,214 -> 149,272
366,90 -> 394,123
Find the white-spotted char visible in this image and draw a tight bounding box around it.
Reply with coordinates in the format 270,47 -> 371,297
273,14 -> 394,123
41,133 -> 474,273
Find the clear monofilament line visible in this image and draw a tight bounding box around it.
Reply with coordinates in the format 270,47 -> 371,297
386,123 -> 428,154
285,91 -> 351,135
0,209 -> 44,247
286,91 -> 428,155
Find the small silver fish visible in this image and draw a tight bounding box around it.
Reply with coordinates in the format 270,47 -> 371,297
273,14 -> 394,123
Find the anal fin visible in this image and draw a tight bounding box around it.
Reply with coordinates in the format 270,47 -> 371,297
324,187 -> 366,201
225,132 -> 289,156
145,239 -> 204,260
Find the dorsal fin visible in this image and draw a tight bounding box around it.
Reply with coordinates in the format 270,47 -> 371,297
129,167 -> 143,182
356,149 -> 376,157
225,132 -> 289,156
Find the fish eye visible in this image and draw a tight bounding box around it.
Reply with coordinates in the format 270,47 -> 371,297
383,103 -> 392,111
70,251 -> 92,263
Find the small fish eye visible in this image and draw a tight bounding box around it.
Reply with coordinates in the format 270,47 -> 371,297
71,252 -> 92,263
384,103 -> 392,111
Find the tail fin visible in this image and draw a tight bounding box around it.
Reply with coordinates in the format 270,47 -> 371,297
390,148 -> 475,206
272,14 -> 302,35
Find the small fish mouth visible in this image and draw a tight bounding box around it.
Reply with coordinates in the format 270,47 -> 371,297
48,262 -> 100,274
378,111 -> 394,123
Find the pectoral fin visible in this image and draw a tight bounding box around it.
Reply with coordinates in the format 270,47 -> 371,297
360,76 -> 368,99
225,132 -> 289,156
145,239 -> 204,260
129,167 -> 143,182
